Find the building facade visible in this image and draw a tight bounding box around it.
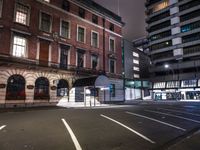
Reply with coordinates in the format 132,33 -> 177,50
0,0 -> 124,107
146,0 -> 200,100
123,39 -> 151,101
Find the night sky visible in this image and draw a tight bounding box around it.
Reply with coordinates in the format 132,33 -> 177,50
93,0 -> 146,41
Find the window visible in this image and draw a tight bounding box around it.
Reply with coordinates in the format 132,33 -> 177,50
109,37 -> 115,51
181,21 -> 200,33
133,59 -> 139,64
151,40 -> 172,50
150,0 -> 169,13
182,32 -> 200,43
57,79 -> 69,97
6,75 -> 26,100
179,0 -> 200,12
34,77 -> 49,100
91,31 -> 99,48
79,7 -> 85,18
133,52 -> 139,57
134,74 -> 140,78
43,0 -> 50,2
77,51 -> 84,68
109,59 -> 115,73
149,21 -> 171,32
77,26 -> 85,43
133,66 -> 140,71
12,35 -> 27,57
180,9 -> 200,22
92,14 -> 98,24
0,0 -> 3,17
40,12 -> 52,33
62,0 -> 70,11
110,84 -> 115,97
60,20 -> 70,38
60,45 -> 70,69
148,11 -> 170,23
91,55 -> 98,70
150,30 -> 171,41
109,23 -> 114,31
15,2 -> 29,25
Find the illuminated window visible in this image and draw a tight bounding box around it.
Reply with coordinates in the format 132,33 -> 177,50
134,74 -> 140,78
133,52 -> 139,57
133,59 -> 139,64
91,31 -> 99,48
40,12 -> 52,33
133,66 -> 140,71
43,0 -> 50,2
151,0 -> 169,13
77,26 -> 86,43
15,2 -> 29,25
60,20 -> 70,38
12,35 -> 27,57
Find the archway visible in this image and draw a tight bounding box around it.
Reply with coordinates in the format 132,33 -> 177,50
6,75 -> 26,100
57,79 -> 69,97
34,77 -> 49,100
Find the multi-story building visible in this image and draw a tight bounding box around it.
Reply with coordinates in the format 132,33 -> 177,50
146,0 -> 200,100
0,0 -> 124,107
123,39 -> 151,101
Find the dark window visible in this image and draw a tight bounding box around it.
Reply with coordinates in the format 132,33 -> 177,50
179,0 -> 200,12
92,32 -> 98,48
182,32 -> 200,43
110,84 -> 115,97
92,14 -> 98,24
109,59 -> 115,73
61,20 -> 70,38
180,9 -> 200,22
34,77 -> 49,100
148,11 -> 170,23
183,44 -> 200,55
109,23 -> 114,31
151,40 -> 172,50
60,45 -> 70,69
57,79 -> 68,97
40,12 -> 51,32
150,30 -> 171,41
149,21 -> 170,32
62,0 -> 70,11
6,75 -> 25,100
77,26 -> 85,43
91,55 -> 98,70
79,7 -> 85,18
77,51 -> 84,68
152,51 -> 173,60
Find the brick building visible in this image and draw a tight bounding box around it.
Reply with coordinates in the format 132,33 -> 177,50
0,0 -> 124,107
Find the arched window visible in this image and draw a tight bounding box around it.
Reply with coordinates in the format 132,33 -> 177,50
34,77 -> 49,100
6,75 -> 26,100
57,79 -> 69,97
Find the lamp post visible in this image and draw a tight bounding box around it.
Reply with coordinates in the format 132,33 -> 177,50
164,64 -> 178,100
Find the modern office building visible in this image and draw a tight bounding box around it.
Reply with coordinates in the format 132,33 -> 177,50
146,0 -> 200,100
123,39 -> 151,101
0,0 -> 124,107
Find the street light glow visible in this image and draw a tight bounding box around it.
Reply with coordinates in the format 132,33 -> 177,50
164,64 -> 169,69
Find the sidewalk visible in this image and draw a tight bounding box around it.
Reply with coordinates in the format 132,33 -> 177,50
167,130 -> 200,150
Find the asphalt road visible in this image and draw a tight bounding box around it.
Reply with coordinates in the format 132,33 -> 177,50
0,103 -> 200,150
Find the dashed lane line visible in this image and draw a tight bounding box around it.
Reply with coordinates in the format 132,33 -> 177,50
0,125 -> 6,130
145,110 -> 200,124
61,119 -> 82,150
126,112 -> 186,131
100,114 -> 155,144
158,108 -> 200,117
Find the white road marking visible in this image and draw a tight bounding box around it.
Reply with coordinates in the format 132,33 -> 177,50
145,110 -> 200,124
61,119 -> 82,150
0,125 -> 6,130
126,112 -> 186,131
158,108 -> 200,117
100,114 -> 155,144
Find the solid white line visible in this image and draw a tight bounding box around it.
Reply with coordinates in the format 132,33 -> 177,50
145,110 -> 200,124
126,112 -> 186,131
158,108 -> 200,117
100,114 -> 155,144
0,125 -> 6,130
61,119 -> 82,150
